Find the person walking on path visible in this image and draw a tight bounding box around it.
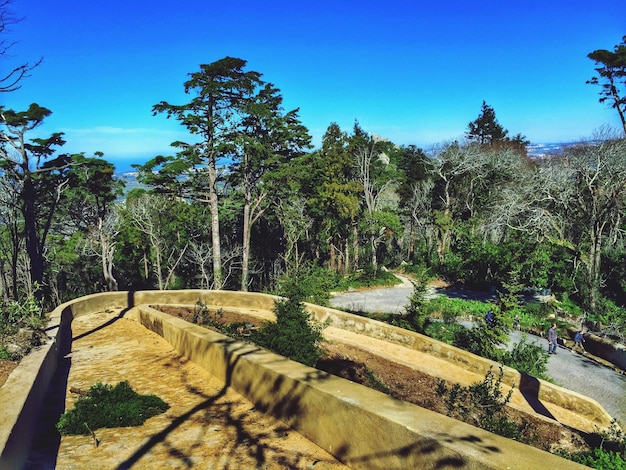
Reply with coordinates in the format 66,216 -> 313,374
547,323 -> 558,354
572,330 -> 586,354
485,310 -> 495,327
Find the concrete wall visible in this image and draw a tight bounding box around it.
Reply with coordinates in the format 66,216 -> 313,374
0,290 -> 593,469
566,328 -> 626,371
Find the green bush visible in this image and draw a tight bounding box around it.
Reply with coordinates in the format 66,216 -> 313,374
335,269 -> 399,291
453,315 -> 510,362
275,263 -> 339,307
502,335 -> 550,380
559,418 -> 626,468
436,367 -> 521,440
566,448 -> 626,469
56,381 -> 169,435
393,277 -> 429,332
420,296 -> 490,321
0,289 -> 46,333
424,321 -> 464,344
256,277 -> 326,367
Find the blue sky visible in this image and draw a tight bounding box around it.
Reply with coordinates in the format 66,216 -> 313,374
3,0 -> 626,172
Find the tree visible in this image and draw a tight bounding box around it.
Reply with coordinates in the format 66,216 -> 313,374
0,0 -> 41,92
61,153 -> 124,291
0,104 -> 68,299
229,82 -> 311,290
147,57 -> 263,289
301,122 -> 360,274
397,145 -> 433,261
466,101 -> 509,145
587,36 -> 626,134
125,193 -> 189,290
491,136 -> 626,314
353,138 -> 400,272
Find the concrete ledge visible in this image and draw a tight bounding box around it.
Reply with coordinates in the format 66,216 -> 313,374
0,290 -> 595,469
129,305 -> 587,469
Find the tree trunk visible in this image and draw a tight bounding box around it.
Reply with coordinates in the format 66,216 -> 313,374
241,198 -> 251,292
344,239 -> 350,275
22,177 -> 44,299
208,156 -> 223,289
329,242 -> 336,272
587,222 -> 605,314
370,234 -> 377,272
408,218 -> 415,261
352,223 -> 359,270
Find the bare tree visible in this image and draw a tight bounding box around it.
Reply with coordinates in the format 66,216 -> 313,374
275,196 -> 312,276
81,207 -> 120,291
432,142 -> 528,260
184,241 -> 213,289
490,135 -> 626,313
0,0 -> 41,92
126,194 -> 188,290
354,144 -> 396,271
406,178 -> 435,260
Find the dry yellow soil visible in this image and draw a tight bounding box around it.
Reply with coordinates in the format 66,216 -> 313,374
25,310 -> 348,469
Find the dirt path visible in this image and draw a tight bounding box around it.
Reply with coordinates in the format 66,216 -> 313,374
25,310 -> 347,469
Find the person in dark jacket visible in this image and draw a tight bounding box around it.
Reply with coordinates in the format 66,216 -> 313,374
547,323 -> 558,354
572,330 -> 586,354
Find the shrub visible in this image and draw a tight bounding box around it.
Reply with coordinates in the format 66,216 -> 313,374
436,366 -> 521,440
392,277 -> 429,333
56,381 -> 169,435
335,269 -> 399,291
256,276 -> 326,367
420,296 -> 489,322
562,422 -> 626,469
275,263 -> 339,307
424,321 -> 464,344
501,335 -> 550,381
453,313 -> 510,362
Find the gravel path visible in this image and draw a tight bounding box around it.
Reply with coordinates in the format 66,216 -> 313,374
330,276 -> 626,427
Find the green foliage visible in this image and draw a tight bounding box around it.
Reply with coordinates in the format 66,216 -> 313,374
0,289 -> 44,329
590,298 -> 626,341
502,335 -> 550,380
424,321 -> 465,344
391,275 -> 429,332
335,269 -> 399,291
364,369 -> 390,394
275,263 -> 339,306
0,288 -> 47,361
562,421 -> 626,469
466,101 -> 509,145
436,367 -> 521,439
566,447 -> 626,469
0,347 -> 10,360
56,381 -> 169,435
256,276 -> 325,366
421,296 -> 490,320
453,308 -> 510,361
587,35 -> 626,134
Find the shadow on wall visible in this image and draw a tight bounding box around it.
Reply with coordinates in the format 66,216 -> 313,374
518,373 -> 556,421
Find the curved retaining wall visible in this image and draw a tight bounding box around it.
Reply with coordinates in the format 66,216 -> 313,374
566,328 -> 626,371
0,290 -> 593,469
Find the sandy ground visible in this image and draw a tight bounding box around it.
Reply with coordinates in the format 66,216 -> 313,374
24,310 -> 348,470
